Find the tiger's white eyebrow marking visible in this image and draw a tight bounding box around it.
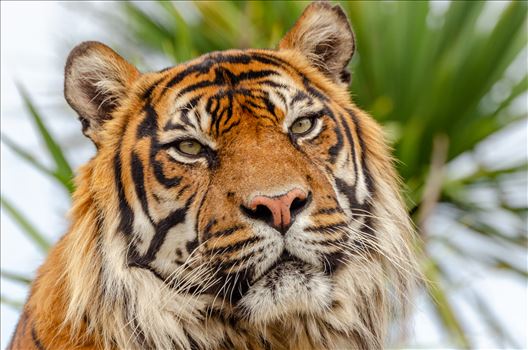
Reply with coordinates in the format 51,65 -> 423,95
166,94 -> 203,131
161,94 -> 216,149
282,89 -> 325,133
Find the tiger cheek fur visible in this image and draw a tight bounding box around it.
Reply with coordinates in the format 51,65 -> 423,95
9,2 -> 419,350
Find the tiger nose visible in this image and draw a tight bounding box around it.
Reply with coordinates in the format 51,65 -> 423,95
242,188 -> 310,234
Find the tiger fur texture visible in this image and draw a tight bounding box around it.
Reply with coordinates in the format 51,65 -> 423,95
9,2 -> 419,349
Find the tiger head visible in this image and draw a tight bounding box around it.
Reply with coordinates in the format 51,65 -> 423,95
63,2 -> 418,349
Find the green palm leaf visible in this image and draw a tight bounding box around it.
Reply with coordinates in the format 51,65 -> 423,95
0,197 -> 51,253
1,270 -> 32,285
15,85 -> 75,193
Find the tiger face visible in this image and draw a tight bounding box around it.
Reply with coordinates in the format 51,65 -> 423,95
63,2 -> 417,349
123,50 -> 365,323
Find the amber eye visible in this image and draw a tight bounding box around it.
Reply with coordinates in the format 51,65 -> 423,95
177,139 -> 203,156
290,117 -> 315,135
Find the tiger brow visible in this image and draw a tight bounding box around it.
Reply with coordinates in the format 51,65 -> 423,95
290,90 -> 314,107
163,110 -> 200,132
164,94 -> 204,132
163,121 -> 187,132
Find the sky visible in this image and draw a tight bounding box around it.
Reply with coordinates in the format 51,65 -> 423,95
1,2 -> 527,349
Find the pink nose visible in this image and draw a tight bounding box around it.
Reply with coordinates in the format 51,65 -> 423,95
246,188 -> 309,234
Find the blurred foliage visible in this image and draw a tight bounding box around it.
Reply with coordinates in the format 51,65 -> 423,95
3,87 -> 75,194
1,1 -> 527,348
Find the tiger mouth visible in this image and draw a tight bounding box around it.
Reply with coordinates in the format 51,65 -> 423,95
251,250 -> 306,284
207,251 -> 311,305
232,250 -> 334,322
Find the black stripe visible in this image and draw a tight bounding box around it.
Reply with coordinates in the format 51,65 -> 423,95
328,125 -> 344,164
250,51 -> 332,107
335,177 -> 369,213
136,104 -> 158,139
220,337 -> 237,350
259,335 -> 273,350
221,119 -> 240,136
257,80 -> 290,90
239,104 -> 277,125
194,188 -> 210,248
259,47 -> 331,101
275,90 -> 287,106
235,69 -> 279,82
322,250 -> 345,274
305,234 -> 349,246
339,112 -> 359,189
251,51 -> 292,69
303,76 -> 329,101
207,225 -> 244,240
176,184 -> 190,199
240,104 -> 256,117
163,58 -> 217,93
183,330 -> 201,350
322,105 -> 337,121
336,111 -> 378,249
144,103 -> 183,188
163,122 -> 187,132
152,158 -> 182,188
131,151 -> 154,224
179,79 -> 219,96
213,91 -> 233,135
245,100 -> 265,110
142,195 -> 195,264
114,153 -> 134,236
162,53 -> 254,97
165,56 -> 279,96
228,87 -> 259,97
205,96 -> 220,123
186,236 -> 199,256
141,77 -> 164,101
214,268 -> 253,304
163,95 -> 203,131
128,252 -> 166,277
262,92 -> 279,123
304,222 -> 348,233
31,326 -> 45,350
179,95 -> 203,127
290,90 -> 312,106
314,207 -> 345,215
348,109 -> 375,193
213,252 -> 258,270
202,219 -> 217,241
206,236 -> 260,256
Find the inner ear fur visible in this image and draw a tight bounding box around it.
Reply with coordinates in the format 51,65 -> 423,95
64,41 -> 139,146
279,1 -> 355,86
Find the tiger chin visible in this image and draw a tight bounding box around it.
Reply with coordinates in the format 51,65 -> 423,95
9,2 -> 419,350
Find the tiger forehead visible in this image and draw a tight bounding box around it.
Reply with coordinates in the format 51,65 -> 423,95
148,50 -> 321,138
153,50 -> 302,102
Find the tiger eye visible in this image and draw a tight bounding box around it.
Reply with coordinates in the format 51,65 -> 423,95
290,117 -> 314,135
177,140 -> 203,156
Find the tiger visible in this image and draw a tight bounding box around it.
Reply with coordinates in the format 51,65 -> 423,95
9,2 -> 419,350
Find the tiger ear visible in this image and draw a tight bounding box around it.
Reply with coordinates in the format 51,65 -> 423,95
64,41 -> 139,146
279,1 -> 355,85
